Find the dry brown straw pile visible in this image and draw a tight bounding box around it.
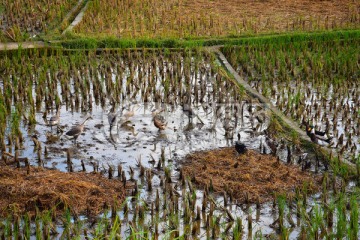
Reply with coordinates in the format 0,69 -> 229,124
0,166 -> 126,217
182,148 -> 320,203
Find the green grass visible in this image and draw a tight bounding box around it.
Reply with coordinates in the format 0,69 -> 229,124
55,29 -> 360,49
0,4 -> 5,14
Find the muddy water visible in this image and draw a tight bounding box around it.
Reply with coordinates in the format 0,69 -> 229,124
18,100 -> 270,175
6,52 -> 272,175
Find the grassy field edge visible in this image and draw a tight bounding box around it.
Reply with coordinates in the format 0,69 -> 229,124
56,29 -> 360,49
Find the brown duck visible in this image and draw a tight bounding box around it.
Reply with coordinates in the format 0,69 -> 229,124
152,109 -> 167,130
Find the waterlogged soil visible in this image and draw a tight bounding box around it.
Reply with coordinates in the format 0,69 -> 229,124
182,148 -> 321,203
0,165 -> 126,217
17,100 -> 272,174
2,94 -> 322,238
0,51 -> 348,238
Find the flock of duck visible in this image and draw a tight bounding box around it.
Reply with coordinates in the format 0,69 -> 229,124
41,83 -> 343,176
46,101 -> 248,153
46,97 -> 333,160
47,108 -> 92,143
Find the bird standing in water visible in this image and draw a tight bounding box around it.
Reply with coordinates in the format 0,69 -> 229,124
152,109 -> 167,130
302,120 -> 332,144
108,106 -> 118,130
107,98 -> 119,130
235,133 -> 247,154
183,104 -> 195,119
182,95 -> 204,124
48,109 -> 60,130
65,116 -> 92,143
308,127 -> 332,144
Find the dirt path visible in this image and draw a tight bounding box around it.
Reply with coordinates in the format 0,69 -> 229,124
62,0 -> 90,34
0,41 -> 47,51
212,46 -> 307,140
62,0 -> 86,26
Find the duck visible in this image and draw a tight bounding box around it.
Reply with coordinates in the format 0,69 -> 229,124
152,109 -> 167,130
123,105 -> 137,119
65,116 -> 92,143
48,108 -> 60,130
307,127 -> 319,143
46,132 -> 61,144
302,120 -> 332,144
108,107 -> 118,130
182,95 -> 204,124
308,127 -> 332,144
235,133 -> 247,154
182,102 -> 195,119
182,94 -> 195,118
107,98 -> 118,129
307,124 -> 328,137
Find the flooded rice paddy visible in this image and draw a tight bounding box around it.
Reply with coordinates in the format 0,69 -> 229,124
0,49 -> 359,239
223,39 -> 360,161
5,50 -> 271,172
